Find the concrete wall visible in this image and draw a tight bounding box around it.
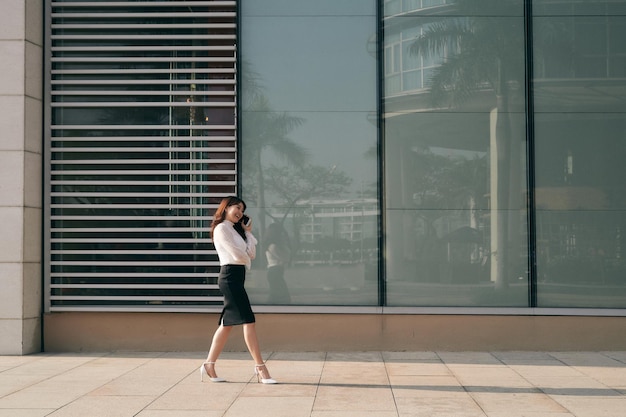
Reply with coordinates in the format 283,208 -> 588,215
44,312 -> 626,352
0,0 -> 43,355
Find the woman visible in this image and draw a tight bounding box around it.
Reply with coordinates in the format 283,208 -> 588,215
265,222 -> 292,304
200,196 -> 276,384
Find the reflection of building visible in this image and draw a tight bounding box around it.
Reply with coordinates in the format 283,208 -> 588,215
276,199 -> 378,243
383,0 -> 626,306
383,1 -> 521,291
267,199 -> 378,265
2,1 -> 626,354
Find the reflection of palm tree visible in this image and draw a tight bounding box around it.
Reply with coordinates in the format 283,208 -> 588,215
409,0 -> 525,288
242,94 -> 308,238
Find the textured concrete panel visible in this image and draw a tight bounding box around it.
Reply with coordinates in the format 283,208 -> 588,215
23,152 -> 41,208
23,208 -> 41,263
22,262 -> 41,319
0,41 -> 24,95
24,41 -> 42,100
0,0 -> 25,40
21,316 -> 41,354
25,0 -> 43,46
0,96 -> 25,151
24,96 -> 41,154
0,263 -> 23,319
0,207 -> 23,262
0,151 -> 24,207
0,318 -> 23,354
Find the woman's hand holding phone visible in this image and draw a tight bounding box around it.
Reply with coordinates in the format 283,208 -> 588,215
241,215 -> 252,231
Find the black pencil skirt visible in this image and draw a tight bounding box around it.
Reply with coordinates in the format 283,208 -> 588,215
218,264 -> 256,326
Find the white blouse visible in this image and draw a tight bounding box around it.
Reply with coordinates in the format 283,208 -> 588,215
213,220 -> 257,270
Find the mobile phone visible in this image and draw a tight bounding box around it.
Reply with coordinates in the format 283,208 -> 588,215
241,215 -> 250,226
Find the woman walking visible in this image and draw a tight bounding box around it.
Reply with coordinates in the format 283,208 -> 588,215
200,196 -> 276,384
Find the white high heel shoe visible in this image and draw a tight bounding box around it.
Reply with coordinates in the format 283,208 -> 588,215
254,363 -> 277,384
200,361 -> 226,383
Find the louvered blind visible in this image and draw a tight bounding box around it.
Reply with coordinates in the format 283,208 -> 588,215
46,0 -> 237,311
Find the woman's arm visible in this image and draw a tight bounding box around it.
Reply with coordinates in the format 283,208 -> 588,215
214,224 -> 250,264
245,231 -> 257,260
242,220 -> 258,260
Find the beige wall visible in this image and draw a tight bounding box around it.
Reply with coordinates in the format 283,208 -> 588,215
0,0 -> 43,355
44,312 -> 626,352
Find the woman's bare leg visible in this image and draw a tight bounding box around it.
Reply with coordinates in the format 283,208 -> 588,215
205,324 -> 232,377
243,323 -> 272,379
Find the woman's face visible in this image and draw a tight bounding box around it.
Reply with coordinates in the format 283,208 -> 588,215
224,202 -> 245,223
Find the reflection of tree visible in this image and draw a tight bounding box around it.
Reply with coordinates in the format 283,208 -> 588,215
263,163 -> 352,251
242,93 -> 308,238
409,0 -> 524,288
413,148 -> 487,218
410,147 -> 488,270
265,164 -> 352,220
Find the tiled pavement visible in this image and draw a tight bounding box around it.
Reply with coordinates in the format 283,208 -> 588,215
1,351 -> 625,417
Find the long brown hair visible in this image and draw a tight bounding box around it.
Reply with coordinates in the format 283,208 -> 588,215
211,196 -> 247,241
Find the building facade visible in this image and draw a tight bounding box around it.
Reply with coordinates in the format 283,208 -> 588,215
2,0 -> 626,354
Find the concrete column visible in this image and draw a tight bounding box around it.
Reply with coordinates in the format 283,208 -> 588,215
0,0 -> 43,354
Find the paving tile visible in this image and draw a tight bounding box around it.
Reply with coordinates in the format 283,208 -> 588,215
0,381 -> 92,409
549,352 -> 625,367
492,351 -> 558,363
395,393 -> 486,417
136,411 -> 223,417
438,352 -> 501,365
470,391 -> 569,414
569,367 -> 626,389
269,354 -> 324,378
486,413 -> 575,417
386,361 -> 451,376
271,351 -> 326,361
319,363 -> 388,386
0,410 -> 57,417
223,396 -> 314,417
1,351 -> 625,417
548,396 -> 626,417
46,395 -> 154,417
382,351 -> 440,362
89,356 -> 196,397
313,385 -> 395,412
509,364 -> 586,379
325,351 -> 383,363
452,368 -> 535,388
604,351 -> 626,364
528,375 -> 616,396
0,374 -> 49,397
312,412 -> 398,417
240,380 -> 318,397
0,355 -> 46,368
90,374 -> 182,397
390,375 -> 465,398
1,354 -> 103,377
145,379 -> 244,411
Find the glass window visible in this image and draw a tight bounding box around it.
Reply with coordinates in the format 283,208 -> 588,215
533,1 -> 626,308
383,0 -> 529,306
240,1 -> 379,306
